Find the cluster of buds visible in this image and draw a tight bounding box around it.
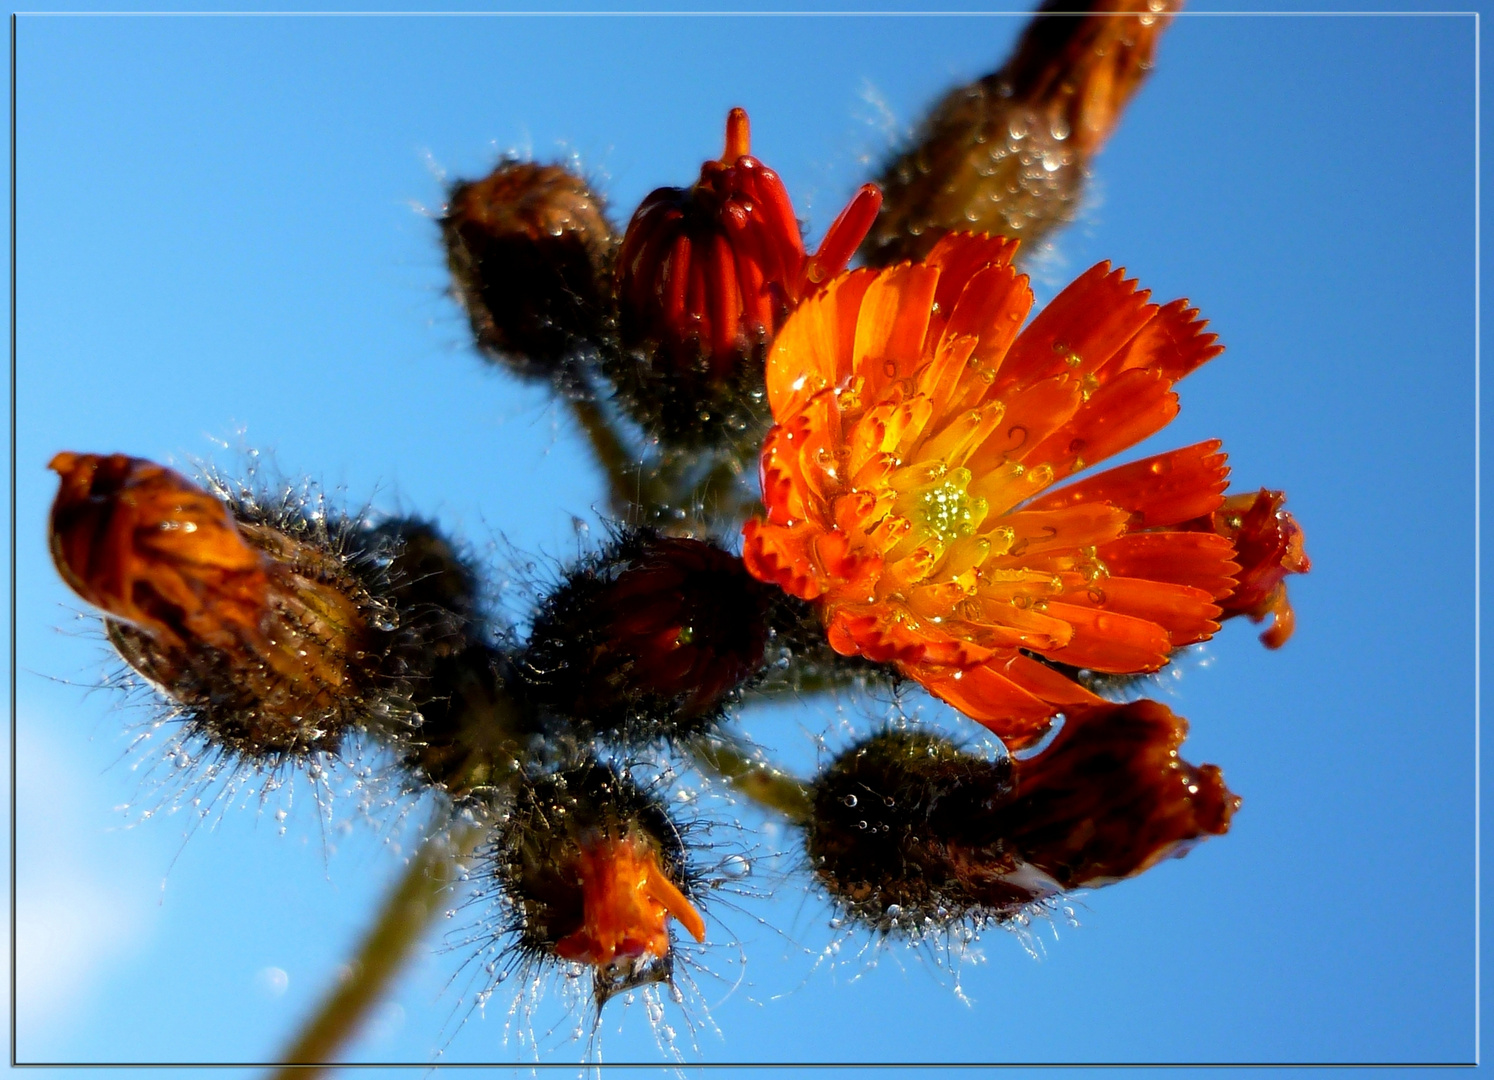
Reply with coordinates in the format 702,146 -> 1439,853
44,2 -> 1315,1055
45,455 -> 743,995
441,107 -> 881,449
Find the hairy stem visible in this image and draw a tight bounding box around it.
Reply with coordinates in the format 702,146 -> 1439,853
268,813 -> 482,1077
565,389 -> 644,520
685,735 -> 813,824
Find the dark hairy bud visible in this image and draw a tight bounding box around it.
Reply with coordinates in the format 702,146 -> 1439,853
807,728 -> 1021,933
518,530 -> 774,746
442,160 -> 617,375
487,762 -> 706,1009
369,519 -> 534,800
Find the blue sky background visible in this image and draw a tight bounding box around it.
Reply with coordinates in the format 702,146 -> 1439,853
10,6 -> 1481,1072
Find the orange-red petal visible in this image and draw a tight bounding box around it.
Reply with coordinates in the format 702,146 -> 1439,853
1024,440 -> 1229,528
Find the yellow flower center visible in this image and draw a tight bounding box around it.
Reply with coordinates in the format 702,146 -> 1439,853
917,475 -> 987,545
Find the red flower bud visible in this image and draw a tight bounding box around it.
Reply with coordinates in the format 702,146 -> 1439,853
996,700 -> 1240,890
520,531 -> 774,745
611,108 -> 881,440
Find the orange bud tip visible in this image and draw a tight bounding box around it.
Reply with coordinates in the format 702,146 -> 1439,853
722,107 -> 751,162
646,860 -> 707,944
554,834 -> 698,967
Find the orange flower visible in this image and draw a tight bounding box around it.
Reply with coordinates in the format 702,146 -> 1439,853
742,233 -> 1240,748
1179,488 -> 1310,648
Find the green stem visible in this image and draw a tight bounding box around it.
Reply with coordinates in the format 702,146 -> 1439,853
742,667 -> 875,702
685,736 -> 813,824
268,813 -> 483,1078
565,391 -> 643,519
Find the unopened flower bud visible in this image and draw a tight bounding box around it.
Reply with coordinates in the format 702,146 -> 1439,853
371,517 -> 482,662
864,0 -> 1175,264
369,519 -> 535,799
519,530 -> 774,746
1179,489 -> 1309,648
806,699 -> 1237,933
50,453 -> 382,759
807,729 -> 1020,933
490,763 -> 706,1009
442,161 -> 616,376
611,108 -> 881,442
